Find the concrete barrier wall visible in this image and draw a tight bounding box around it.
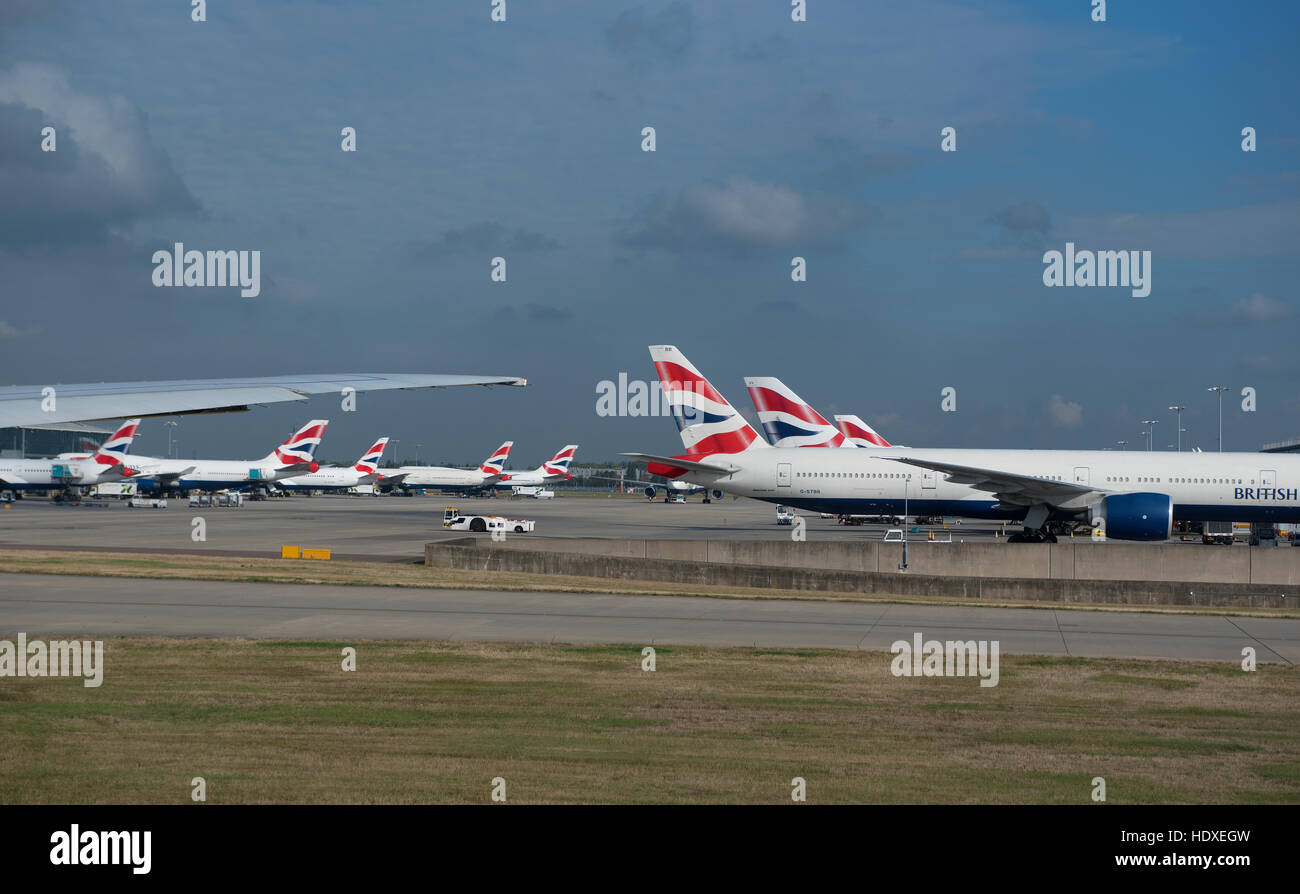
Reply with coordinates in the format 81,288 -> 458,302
453,536 -> 1299,586
424,541 -> 1293,609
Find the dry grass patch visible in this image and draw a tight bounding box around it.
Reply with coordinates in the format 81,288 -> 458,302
0,639 -> 1295,804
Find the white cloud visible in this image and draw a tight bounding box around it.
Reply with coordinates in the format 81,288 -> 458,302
0,319 -> 40,339
1046,394 -> 1083,428
1230,293 -> 1291,323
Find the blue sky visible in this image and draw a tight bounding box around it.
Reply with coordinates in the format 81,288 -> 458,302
0,0 -> 1296,464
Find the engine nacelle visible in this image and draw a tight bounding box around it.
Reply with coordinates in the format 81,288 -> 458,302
1101,492 -> 1172,541
644,485 -> 658,500
711,489 -> 724,500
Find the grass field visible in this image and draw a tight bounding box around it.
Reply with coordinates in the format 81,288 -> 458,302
2,549 -> 1295,617
1,638 -> 1296,804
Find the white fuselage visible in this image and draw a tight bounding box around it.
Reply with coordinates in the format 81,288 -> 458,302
672,447 -> 1300,525
131,457 -> 303,491
385,465 -> 498,490
0,458 -> 130,488
494,467 -> 562,488
278,467 -> 374,490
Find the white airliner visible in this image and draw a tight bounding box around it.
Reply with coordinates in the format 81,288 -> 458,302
278,437 -> 390,492
382,441 -> 513,493
625,346 -> 1300,542
131,420 -> 329,492
0,420 -> 142,491
493,445 -> 579,489
0,373 -> 526,429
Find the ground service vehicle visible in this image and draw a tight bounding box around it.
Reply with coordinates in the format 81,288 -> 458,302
442,506 -> 535,533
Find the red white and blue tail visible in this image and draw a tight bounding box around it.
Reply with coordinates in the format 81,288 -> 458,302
267,419 -> 328,468
649,345 -> 765,457
541,444 -> 579,478
93,419 -> 142,468
745,376 -> 847,448
353,437 -> 389,476
479,441 -> 513,475
834,414 -> 892,448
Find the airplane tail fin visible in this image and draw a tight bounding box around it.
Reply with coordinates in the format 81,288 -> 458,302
353,437 -> 389,475
479,441 -> 513,475
745,376 -> 847,447
93,418 -> 142,468
266,419 -> 328,468
649,345 -> 764,455
542,444 -> 579,478
834,414 -> 892,448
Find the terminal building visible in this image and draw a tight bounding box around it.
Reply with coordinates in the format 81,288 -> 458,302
1262,437 -> 1300,454
0,424 -> 112,459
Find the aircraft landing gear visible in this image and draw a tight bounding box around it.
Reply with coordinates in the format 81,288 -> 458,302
1006,529 -> 1058,544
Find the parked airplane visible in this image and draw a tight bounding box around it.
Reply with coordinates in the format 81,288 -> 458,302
381,441 -> 513,493
494,445 -> 579,489
131,420 -> 329,493
0,373 -> 526,429
745,377 -> 893,448
277,437 -> 390,492
626,346 -> 1300,542
0,419 -> 142,491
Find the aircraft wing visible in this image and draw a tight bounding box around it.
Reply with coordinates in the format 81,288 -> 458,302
876,455 -> 1101,506
133,465 -> 197,484
0,373 -> 527,428
620,453 -> 741,475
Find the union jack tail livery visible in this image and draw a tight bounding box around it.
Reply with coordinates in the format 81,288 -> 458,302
267,419 -> 328,469
745,376 -> 848,448
834,414 -> 892,448
647,346 -> 766,476
542,444 -> 579,478
353,437 -> 390,476
93,419 -> 142,468
479,441 -> 513,475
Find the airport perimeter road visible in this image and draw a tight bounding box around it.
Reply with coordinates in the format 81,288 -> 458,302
0,495 -> 1009,558
0,495 -> 1244,558
1,574 -> 1295,663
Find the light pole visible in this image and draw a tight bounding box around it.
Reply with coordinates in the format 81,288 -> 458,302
163,421 -> 178,458
1140,430 -> 1150,451
391,439 -> 401,464
1208,386 -> 1229,451
416,443 -> 422,464
1117,440 -> 1127,451
1168,405 -> 1185,452
1142,420 -> 1159,451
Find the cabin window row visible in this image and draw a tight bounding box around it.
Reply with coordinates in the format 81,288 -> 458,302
796,472 -> 912,479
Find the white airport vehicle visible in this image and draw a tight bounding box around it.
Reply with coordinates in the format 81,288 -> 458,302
130,420 -> 329,493
94,482 -> 138,497
1200,520 -> 1241,545
775,505 -> 795,525
278,437 -> 390,492
493,445 -> 579,489
128,497 -> 168,509
442,506 -> 535,533
383,442 -> 514,493
625,345 -> 1300,543
0,373 -> 526,429
511,486 -> 554,499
